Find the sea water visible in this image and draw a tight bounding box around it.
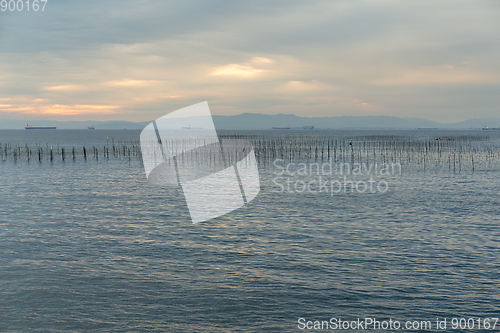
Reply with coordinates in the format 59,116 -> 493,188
0,129 -> 499,332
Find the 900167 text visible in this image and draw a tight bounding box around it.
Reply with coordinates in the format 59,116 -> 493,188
1,0 -> 47,11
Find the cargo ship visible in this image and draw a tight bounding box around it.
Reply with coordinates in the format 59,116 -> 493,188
25,124 -> 57,130
483,126 -> 500,130
272,126 -> 290,130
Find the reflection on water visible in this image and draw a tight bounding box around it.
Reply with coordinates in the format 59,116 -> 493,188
0,130 -> 499,332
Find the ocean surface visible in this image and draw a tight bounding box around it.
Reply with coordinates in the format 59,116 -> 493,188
1,129 -> 499,332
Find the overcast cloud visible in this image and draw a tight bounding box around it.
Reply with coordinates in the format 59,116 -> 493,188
0,0 -> 499,122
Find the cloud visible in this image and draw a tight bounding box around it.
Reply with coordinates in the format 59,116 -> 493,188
39,105 -> 120,115
284,80 -> 335,92
105,79 -> 160,87
371,64 -> 499,86
212,64 -> 264,77
0,0 -> 499,121
0,102 -> 119,116
251,57 -> 274,64
45,85 -> 84,91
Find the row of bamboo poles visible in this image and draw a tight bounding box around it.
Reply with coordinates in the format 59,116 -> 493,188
1,134 -> 500,173
0,139 -> 141,163
227,134 -> 500,173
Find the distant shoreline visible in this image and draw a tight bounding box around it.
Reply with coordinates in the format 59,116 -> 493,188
1,114 -> 500,130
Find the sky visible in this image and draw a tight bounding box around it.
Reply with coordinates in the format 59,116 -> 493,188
0,0 -> 499,123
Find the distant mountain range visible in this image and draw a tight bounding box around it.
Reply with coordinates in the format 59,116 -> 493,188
212,114 -> 500,130
1,114 -> 500,130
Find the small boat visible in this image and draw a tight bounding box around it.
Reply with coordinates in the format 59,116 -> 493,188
272,126 -> 290,130
25,124 -> 56,130
87,125 -> 95,130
